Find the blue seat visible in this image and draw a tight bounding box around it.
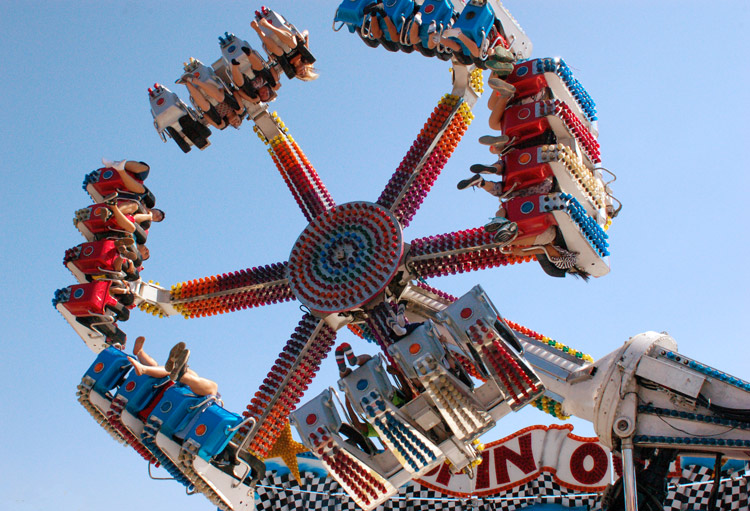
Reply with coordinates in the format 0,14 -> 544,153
451,1 -> 495,55
114,371 -> 170,414
146,385 -> 205,439
83,347 -> 132,395
334,0 -> 378,32
382,0 -> 415,34
183,403 -> 243,461
417,0 -> 454,44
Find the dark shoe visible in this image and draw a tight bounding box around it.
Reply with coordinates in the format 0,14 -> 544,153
165,341 -> 186,373
492,222 -> 518,245
241,46 -> 252,56
478,134 -> 510,147
169,348 -> 190,382
488,77 -> 516,96
492,46 -> 516,63
470,163 -> 501,175
457,175 -> 484,190
363,3 -> 386,16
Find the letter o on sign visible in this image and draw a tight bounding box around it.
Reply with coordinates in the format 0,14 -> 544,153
569,443 -> 608,485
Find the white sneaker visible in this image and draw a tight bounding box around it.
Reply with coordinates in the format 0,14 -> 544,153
102,158 -> 126,171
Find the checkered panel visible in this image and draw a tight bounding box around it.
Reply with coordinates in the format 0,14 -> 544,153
253,463 -> 749,511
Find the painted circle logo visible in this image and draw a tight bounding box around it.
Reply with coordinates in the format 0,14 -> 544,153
520,201 -> 535,214
125,381 -> 136,392
516,66 -> 529,77
102,170 -> 114,179
94,362 -> 104,373
73,288 -> 85,299
425,4 -> 434,14
518,108 -> 531,120
156,98 -> 164,106
518,153 -> 532,165
160,401 -> 173,413
83,245 -> 95,257
195,424 -> 207,436
305,413 -> 317,425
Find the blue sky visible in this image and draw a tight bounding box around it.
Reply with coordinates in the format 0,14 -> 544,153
1,2 -> 748,510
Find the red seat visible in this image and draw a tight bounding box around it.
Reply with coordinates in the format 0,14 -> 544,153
504,193 -> 558,240
64,240 -> 122,282
60,281 -> 121,317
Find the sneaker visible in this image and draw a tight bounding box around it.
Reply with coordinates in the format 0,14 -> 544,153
478,134 -> 510,147
470,163 -> 501,174
396,302 -> 406,328
484,216 -> 510,232
442,28 -> 461,39
457,175 -> 484,190
492,222 -> 518,246
487,61 -> 515,77
412,12 -> 422,26
488,78 -> 516,96
493,46 -> 516,63
387,317 -> 407,337
165,341 -> 186,373
102,158 -> 126,171
169,348 -> 190,382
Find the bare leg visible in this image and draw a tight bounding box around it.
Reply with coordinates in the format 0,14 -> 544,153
251,20 -> 285,57
408,17 -> 421,45
184,81 -> 212,111
382,16 -> 400,42
191,79 -> 227,104
179,370 -> 219,396
133,336 -> 160,367
247,50 -> 266,71
116,201 -> 140,215
455,31 -> 480,58
369,17 -> 384,39
438,37 -> 462,53
258,18 -> 298,49
489,101 -> 510,130
128,357 -> 169,378
108,203 -> 136,233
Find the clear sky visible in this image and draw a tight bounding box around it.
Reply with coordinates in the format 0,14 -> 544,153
1,1 -> 748,510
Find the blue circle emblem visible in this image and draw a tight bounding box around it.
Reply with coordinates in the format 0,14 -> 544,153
520,201 -> 535,214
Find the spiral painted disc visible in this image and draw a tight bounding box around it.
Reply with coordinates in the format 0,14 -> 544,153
287,201 -> 404,314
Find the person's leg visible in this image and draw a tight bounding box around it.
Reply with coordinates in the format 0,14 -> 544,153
382,15 -> 400,42
438,36 -> 461,53
369,16 -> 384,39
230,60 -> 247,88
184,81 -> 212,111
455,30 -> 480,58
101,159 -> 147,194
251,20 -> 285,57
179,370 -> 219,396
489,98 -> 512,131
128,355 -> 169,378
108,204 -> 136,233
247,49 -> 266,72
258,18 -> 298,49
132,336 -> 160,367
192,79 -> 227,104
408,14 -> 421,45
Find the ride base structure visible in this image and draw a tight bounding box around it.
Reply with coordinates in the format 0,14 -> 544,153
54,2 -> 750,511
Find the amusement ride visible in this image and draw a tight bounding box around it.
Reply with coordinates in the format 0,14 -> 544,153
52,2 -> 750,511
